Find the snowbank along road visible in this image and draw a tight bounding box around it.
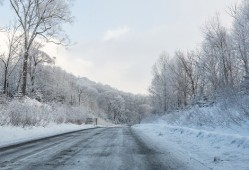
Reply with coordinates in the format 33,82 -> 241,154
0,127 -> 209,170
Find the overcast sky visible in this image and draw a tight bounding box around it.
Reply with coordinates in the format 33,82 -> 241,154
0,0 -> 242,94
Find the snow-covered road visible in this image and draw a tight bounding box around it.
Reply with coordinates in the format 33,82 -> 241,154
0,127 -> 209,170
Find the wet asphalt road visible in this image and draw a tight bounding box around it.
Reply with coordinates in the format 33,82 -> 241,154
0,127 -> 187,170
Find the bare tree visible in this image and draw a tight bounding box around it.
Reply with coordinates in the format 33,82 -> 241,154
175,51 -> 199,100
172,53 -> 189,107
0,23 -> 21,96
9,0 -> 73,96
28,42 -> 54,94
202,15 -> 235,91
229,1 -> 249,91
149,53 -> 172,113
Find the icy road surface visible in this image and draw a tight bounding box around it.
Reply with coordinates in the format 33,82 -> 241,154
0,127 -> 208,170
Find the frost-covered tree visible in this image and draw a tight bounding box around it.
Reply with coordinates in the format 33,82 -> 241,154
201,15 -> 235,90
230,2 -> 249,76
175,51 -> 199,100
9,0 -> 73,96
149,4 -> 249,114
137,104 -> 152,123
149,53 -> 171,113
98,91 -> 125,124
28,43 -> 54,95
0,23 -> 21,96
229,1 -> 249,91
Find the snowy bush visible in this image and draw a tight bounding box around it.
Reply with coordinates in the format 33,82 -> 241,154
158,94 -> 249,128
0,97 -> 91,127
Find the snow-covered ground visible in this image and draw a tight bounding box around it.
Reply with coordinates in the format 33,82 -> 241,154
132,95 -> 249,169
133,123 -> 249,170
0,124 -> 98,148
0,97 -> 115,149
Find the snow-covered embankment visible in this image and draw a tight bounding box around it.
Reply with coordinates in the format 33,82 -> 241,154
133,95 -> 249,170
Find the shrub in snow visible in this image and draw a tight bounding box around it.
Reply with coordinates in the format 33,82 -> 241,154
158,94 -> 249,128
0,97 -> 92,127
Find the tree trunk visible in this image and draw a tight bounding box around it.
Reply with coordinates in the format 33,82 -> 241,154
21,51 -> 29,96
78,93 -> 81,106
31,75 -> 35,93
30,62 -> 37,94
3,67 -> 8,94
245,59 -> 249,77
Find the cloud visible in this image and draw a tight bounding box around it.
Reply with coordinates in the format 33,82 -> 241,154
103,26 -> 130,41
48,23 -> 203,94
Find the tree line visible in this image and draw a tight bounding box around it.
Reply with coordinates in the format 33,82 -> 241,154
150,0 -> 249,114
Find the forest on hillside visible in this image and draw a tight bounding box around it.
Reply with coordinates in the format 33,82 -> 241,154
1,0 -> 249,127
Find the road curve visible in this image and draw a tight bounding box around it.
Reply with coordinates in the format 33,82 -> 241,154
0,127 -> 189,170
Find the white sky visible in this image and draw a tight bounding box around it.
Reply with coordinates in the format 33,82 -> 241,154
0,0 -> 243,94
